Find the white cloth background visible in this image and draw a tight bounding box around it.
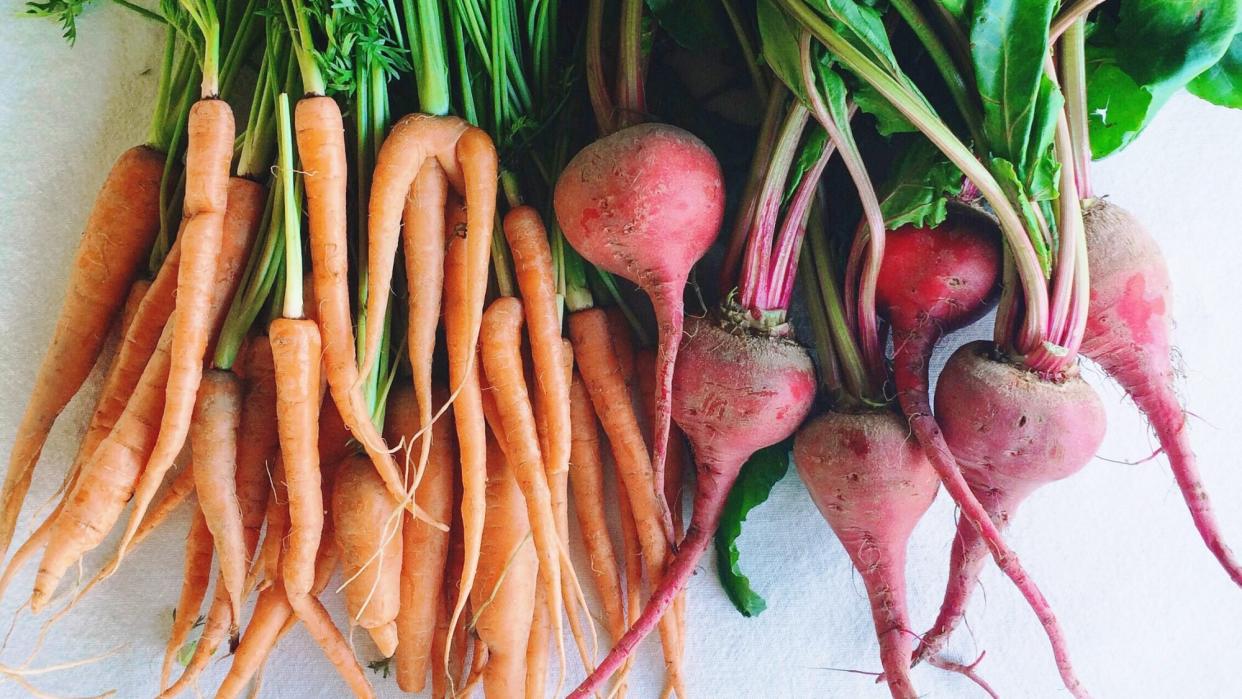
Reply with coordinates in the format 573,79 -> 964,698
2,11 -> 1241,699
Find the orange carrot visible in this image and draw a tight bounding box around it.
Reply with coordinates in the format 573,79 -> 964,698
116,102 -> 238,564
253,456 -> 288,592
160,508 -> 213,690
605,306 -> 637,386
570,308 -> 685,693
441,216 -> 489,668
436,492 -> 469,698
215,536 -> 340,699
332,453 -> 403,657
69,238 -> 184,494
0,145 -> 164,558
504,206 -> 571,490
160,428 -> 270,699
236,337 -> 278,561
388,385 -> 456,693
472,434 -> 538,699
400,159 -> 449,492
31,177 -> 264,610
295,96 -> 403,512
527,587 -> 551,699
190,369 -> 247,626
270,317 -> 372,698
361,114 -> 468,379
120,279 -> 151,339
568,369 -> 627,646
480,297 -> 569,672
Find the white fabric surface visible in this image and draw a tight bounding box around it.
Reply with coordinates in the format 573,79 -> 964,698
3,11 -> 1242,699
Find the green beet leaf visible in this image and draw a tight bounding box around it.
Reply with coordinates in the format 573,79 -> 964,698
714,439 -> 793,617
1189,31 -> 1242,109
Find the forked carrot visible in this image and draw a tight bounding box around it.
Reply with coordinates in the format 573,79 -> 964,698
399,158 -> 449,493
480,297 -> 569,677
0,144 -> 164,558
190,369 -> 247,626
116,100 -> 238,565
527,587 -> 551,699
332,453 -> 403,657
388,385 -> 456,693
270,316 -> 371,698
471,434 -> 538,699
160,508 -> 213,690
360,114 -> 468,380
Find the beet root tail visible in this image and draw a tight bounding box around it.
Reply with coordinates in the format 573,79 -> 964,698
913,512 -> 992,666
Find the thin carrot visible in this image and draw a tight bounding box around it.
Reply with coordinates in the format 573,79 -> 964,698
388,385 -> 456,693
296,96 -> 405,510
160,430 -> 270,699
472,434 -> 538,699
527,587 -> 551,699
332,453 -> 403,657
236,337 -> 278,561
604,306 -> 637,386
0,144 -> 164,558
119,280 -> 151,339
360,114 -> 468,380
568,369 -> 627,646
270,317 -> 372,698
160,508 -> 213,691
615,478 -> 643,684
504,205 -> 571,493
480,297 -> 569,678
115,100 -> 238,566
190,369 -> 247,627
399,158 -> 449,494
253,457 -> 289,592
441,213 -> 489,672
570,308 -> 685,696
437,490 -> 469,698
215,536 -> 340,699
68,238 -> 184,494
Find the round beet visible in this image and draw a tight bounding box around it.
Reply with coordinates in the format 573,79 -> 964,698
915,341 -> 1106,681
554,123 -> 725,501
795,409 -> 939,699
1081,199 -> 1241,586
568,315 -> 815,697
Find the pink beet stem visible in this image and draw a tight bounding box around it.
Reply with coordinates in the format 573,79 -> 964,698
894,329 -> 1089,699
568,464 -> 733,698
769,143 -> 833,310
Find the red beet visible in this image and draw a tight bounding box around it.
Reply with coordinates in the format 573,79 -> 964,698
568,315 -> 815,697
1080,200 -> 1241,586
554,123 -> 725,502
794,409 -> 939,699
913,342 -> 1107,694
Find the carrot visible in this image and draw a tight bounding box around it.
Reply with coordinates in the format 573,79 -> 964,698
360,114 -> 468,380
441,215 -> 489,669
480,297 -> 570,676
119,280 -> 151,340
399,158 -> 449,493
215,536 -> 341,699
296,96 -> 405,511
527,588 -> 551,699
332,453 -> 403,657
436,492 -> 469,698
115,101 -> 237,565
387,385 -> 456,693
270,317 -> 372,698
235,337 -> 278,563
161,426 -> 271,699
190,369 -> 247,627
605,306 -> 637,387
615,477 -> 643,688
69,238 -> 184,492
160,508 -> 213,691
471,434 -> 538,699
568,369 -> 627,646
569,307 -> 684,691
504,206 -> 572,493
253,457 -> 289,592
0,144 -> 164,558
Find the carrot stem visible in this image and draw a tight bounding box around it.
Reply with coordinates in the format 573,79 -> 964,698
277,93 -> 303,319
